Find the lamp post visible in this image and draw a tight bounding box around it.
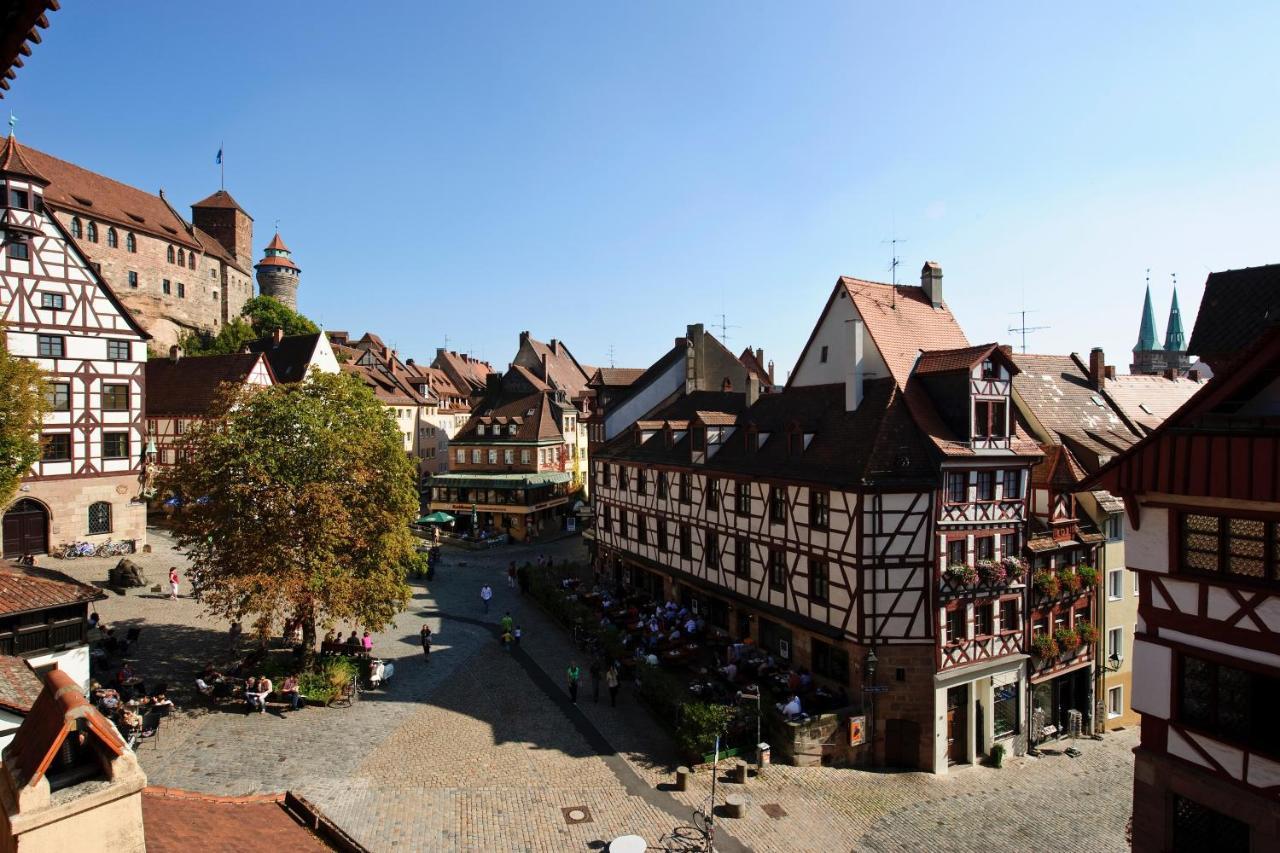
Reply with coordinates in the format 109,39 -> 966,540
864,646 -> 878,765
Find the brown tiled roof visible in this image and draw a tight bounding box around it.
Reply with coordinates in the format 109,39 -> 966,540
591,367 -> 645,387
0,560 -> 104,617
246,333 -> 324,384
842,277 -> 970,386
256,255 -> 298,271
737,348 -> 772,386
340,359 -> 423,406
0,134 -> 46,182
520,334 -> 592,398
142,789 -> 331,852
191,189 -> 250,215
914,343 -> 1000,375
458,390 -> 564,442
145,353 -> 270,417
508,363 -> 550,392
8,669 -> 124,789
0,655 -> 42,715
0,2 -> 57,98
1104,373 -> 1206,435
265,232 -> 289,251
1187,264 -> 1280,366
431,350 -> 495,394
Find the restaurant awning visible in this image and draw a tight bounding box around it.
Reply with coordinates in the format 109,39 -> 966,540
424,472 -> 573,490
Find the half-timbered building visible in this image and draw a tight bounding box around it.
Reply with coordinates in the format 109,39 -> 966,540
593,263 -> 1042,772
0,135 -> 150,557
1084,323 -> 1280,853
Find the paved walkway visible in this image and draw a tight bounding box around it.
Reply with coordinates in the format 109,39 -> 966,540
56,529 -> 1135,851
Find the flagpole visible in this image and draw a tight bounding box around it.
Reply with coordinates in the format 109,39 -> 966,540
220,140 -> 224,190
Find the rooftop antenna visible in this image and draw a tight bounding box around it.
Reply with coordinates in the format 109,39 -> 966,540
607,344 -> 616,369
882,235 -> 907,309
443,333 -> 451,352
713,312 -> 739,348
1008,308 -> 1050,354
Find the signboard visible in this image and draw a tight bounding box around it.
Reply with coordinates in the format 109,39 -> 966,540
863,685 -> 890,694
848,715 -> 866,746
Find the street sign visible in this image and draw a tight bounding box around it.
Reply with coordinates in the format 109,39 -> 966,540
863,685 -> 890,694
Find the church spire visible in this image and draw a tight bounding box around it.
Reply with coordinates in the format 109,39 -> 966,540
1134,284 -> 1158,353
1164,284 -> 1185,352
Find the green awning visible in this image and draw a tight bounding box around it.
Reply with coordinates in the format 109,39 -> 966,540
416,511 -> 455,524
424,472 -> 573,490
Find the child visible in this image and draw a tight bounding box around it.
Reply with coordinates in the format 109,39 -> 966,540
513,626 -> 522,646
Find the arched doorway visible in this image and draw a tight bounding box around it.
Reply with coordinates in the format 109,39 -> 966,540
2,499 -> 49,558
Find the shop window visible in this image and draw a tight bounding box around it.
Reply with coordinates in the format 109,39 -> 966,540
993,683 -> 1019,738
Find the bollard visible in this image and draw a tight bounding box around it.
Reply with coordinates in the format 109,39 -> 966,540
675,766 -> 690,791
724,794 -> 748,818
730,760 -> 748,784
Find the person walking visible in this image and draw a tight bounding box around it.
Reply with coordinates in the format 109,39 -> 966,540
589,659 -> 602,703
500,611 -> 514,635
567,662 -> 581,704
228,620 -> 242,655
507,562 -> 517,589
168,566 -> 180,600
420,623 -> 432,660
606,664 -> 621,707
480,583 -> 493,614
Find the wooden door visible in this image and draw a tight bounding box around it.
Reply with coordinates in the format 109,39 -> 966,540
2,500 -> 48,557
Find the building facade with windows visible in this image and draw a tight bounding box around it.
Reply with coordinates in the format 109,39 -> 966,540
0,135 -> 150,557
593,265 -> 1043,772
1085,325 -> 1280,853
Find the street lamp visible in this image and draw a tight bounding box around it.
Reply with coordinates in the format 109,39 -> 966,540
864,646 -> 878,766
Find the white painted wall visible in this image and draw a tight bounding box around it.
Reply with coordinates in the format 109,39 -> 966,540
604,357 -> 685,441
1130,639 -> 1171,718
789,289 -> 889,389
1126,506 -> 1170,573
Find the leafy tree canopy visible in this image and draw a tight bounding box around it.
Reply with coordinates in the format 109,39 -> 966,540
178,295 -> 320,356
0,332 -> 46,507
160,370 -> 419,646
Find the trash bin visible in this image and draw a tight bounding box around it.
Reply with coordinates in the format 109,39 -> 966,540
757,742 -> 771,765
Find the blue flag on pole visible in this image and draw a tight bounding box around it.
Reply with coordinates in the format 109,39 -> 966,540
215,147 -> 223,165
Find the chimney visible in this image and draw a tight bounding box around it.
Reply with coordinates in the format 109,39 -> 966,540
1188,368 -> 1200,381
767,359 -> 775,385
846,318 -> 864,411
1089,347 -> 1106,391
686,323 -> 706,392
168,345 -> 182,364
1164,367 -> 1177,380
406,358 -> 416,367
1104,365 -> 1116,380
271,327 -> 284,346
747,374 -> 761,406
755,347 -> 764,366
520,331 -> 530,345
540,352 -> 549,380
921,261 -> 943,308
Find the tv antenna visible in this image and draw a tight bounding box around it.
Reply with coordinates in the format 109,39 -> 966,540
882,235 -> 908,308
607,344 -> 616,369
1008,309 -> 1050,354
712,312 -> 739,347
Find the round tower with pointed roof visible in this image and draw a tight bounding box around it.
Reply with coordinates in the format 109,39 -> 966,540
254,232 -> 300,310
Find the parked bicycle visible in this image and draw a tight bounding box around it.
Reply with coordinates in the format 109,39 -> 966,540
51,541 -> 95,559
93,538 -> 136,557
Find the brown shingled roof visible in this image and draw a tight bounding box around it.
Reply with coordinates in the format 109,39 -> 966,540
914,343 -> 1002,375
191,189 -> 250,216
0,134 -> 46,182
8,669 -> 125,789
0,655 -> 42,715
591,367 -> 645,387
142,789 -> 332,852
145,352 -> 271,417
0,560 -> 105,617
0,2 -> 57,98
842,277 -> 970,386
1187,263 -> 1280,368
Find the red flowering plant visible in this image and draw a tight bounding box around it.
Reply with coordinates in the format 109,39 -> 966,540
976,559 -> 1007,587
1033,571 -> 1060,599
1031,634 -> 1060,660
945,563 -> 978,587
1000,555 -> 1027,583
1055,626 -> 1081,653
1059,569 -> 1082,594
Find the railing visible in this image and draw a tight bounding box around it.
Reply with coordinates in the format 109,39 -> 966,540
0,618 -> 86,657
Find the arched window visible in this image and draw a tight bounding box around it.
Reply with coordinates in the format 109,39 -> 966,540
71,217 -> 83,239
177,250 -> 185,268
189,250 -> 197,268
167,245 -> 175,263
126,233 -> 136,253
106,227 -> 118,248
86,221 -> 98,243
87,501 -> 111,535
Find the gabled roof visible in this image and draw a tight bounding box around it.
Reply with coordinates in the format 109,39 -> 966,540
431,350 -> 495,395
1187,263 -> 1280,366
738,348 -> 772,386
589,367 -> 645,388
7,669 -> 125,790
0,655 -> 42,715
0,560 -> 105,617
339,357 -> 424,406
457,390 -> 565,442
915,343 -> 1013,376
0,2 -> 56,98
145,352 -> 272,417
840,277 -> 972,388
600,344 -> 686,415
517,333 -> 592,398
245,333 -> 323,384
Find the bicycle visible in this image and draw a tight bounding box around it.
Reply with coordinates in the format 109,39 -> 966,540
657,800 -> 716,852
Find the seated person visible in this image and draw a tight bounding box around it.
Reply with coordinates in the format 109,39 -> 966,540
684,617 -> 698,635
720,661 -> 738,681
245,675 -> 270,712
777,694 -> 802,720
345,631 -> 361,649
279,675 -> 302,711
194,677 -> 214,697
149,691 -> 175,711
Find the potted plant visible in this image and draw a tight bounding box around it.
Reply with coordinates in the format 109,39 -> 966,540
1031,634 -> 1059,660
1033,571 -> 1060,598
1078,565 -> 1099,588
1055,626 -> 1081,653
945,563 -> 978,587
1077,622 -> 1099,645
990,743 -> 1006,768
1001,555 -> 1027,583
976,559 -> 1007,587
1059,568 -> 1082,594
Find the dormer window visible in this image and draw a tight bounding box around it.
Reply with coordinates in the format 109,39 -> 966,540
477,424 -> 485,436
974,400 -> 1008,439
509,424 -> 517,436
691,427 -> 706,452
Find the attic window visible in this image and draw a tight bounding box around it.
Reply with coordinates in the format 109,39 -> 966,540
1139,403 -> 1153,415
162,225 -> 178,235
982,359 -> 997,379
126,212 -> 145,223
1090,395 -> 1105,408
508,424 -> 517,436
70,194 -> 93,207
526,408 -> 535,417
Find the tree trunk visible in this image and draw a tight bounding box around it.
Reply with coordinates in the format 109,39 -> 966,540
300,602 -> 317,669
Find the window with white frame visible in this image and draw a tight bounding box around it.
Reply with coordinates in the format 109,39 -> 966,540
1106,514 -> 1123,541
456,449 -> 465,464
1107,685 -> 1123,718
1107,626 -> 1123,663
1107,569 -> 1123,601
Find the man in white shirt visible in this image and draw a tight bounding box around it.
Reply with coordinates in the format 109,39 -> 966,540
480,584 -> 493,614
777,694 -> 802,720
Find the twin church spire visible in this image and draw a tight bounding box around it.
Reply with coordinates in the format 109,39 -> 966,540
1131,276 -> 1189,375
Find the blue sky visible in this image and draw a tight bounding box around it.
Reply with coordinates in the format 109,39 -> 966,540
10,2 -> 1279,376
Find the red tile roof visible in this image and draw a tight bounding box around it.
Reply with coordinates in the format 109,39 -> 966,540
431,350 -> 495,395
458,390 -> 566,442
255,255 -> 298,270
737,348 -> 772,386
145,352 -> 271,417
191,189 -> 250,215
8,669 -> 124,789
518,334 -> 592,398
0,134 -> 47,182
0,560 -> 105,617
590,367 -> 646,387
841,277 -> 971,386
914,343 -> 1001,375
264,232 -> 289,252
0,655 -> 42,715
141,789 -> 331,852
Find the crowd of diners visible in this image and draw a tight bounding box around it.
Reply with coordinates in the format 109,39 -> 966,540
87,615 -> 175,742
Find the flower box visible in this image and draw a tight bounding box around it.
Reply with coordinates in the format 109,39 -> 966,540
1054,627 -> 1081,652
976,559 -> 1007,587
944,563 -> 978,587
1000,555 -> 1027,583
1033,571 -> 1059,598
1031,634 -> 1059,660
1078,565 -> 1099,588
1059,569 -> 1082,594
1077,623 -> 1098,645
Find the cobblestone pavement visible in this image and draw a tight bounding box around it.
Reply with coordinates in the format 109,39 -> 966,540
55,529 -> 1135,852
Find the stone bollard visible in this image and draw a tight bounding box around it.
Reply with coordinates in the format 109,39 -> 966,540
730,760 -> 748,784
724,794 -> 748,818
675,766 -> 690,791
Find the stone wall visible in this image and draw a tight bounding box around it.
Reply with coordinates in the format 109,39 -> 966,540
868,644 -> 939,771
21,473 -> 147,549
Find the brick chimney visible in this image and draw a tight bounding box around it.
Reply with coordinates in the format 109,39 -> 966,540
767,359 -> 775,385
271,327 -> 284,346
921,261 -> 943,308
1089,347 -> 1106,391
1104,365 -> 1116,380
685,323 -> 706,393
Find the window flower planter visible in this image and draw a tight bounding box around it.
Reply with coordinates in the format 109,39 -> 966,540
1054,627 -> 1081,652
1059,569 -> 1082,595
1000,555 -> 1027,583
1077,565 -> 1099,588
976,559 -> 1007,587
1032,571 -> 1059,598
945,563 -> 978,587
1076,623 -> 1098,645
1031,634 -> 1059,660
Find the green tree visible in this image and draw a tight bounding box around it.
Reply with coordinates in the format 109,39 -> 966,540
179,295 -> 319,356
0,332 -> 46,507
161,370 -> 419,653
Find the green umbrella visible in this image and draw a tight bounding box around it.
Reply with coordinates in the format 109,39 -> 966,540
417,511 -> 456,524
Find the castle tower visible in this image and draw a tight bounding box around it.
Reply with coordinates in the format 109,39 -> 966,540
1130,284 -> 1164,375
191,189 -> 254,268
254,232 -> 301,310
1162,286 -> 1189,372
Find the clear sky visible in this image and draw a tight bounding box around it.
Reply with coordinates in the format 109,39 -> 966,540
9,2 -> 1279,377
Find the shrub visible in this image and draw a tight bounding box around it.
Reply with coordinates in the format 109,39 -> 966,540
677,702 -> 735,760
990,743 -> 1006,768
1059,569 -> 1082,594
1054,626 -> 1081,652
1078,565 -> 1099,588
1033,571 -> 1060,598
944,563 -> 978,587
297,656 -> 359,705
1031,634 -> 1059,659
976,560 -> 1007,587
637,662 -> 686,724
1077,622 -> 1099,645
